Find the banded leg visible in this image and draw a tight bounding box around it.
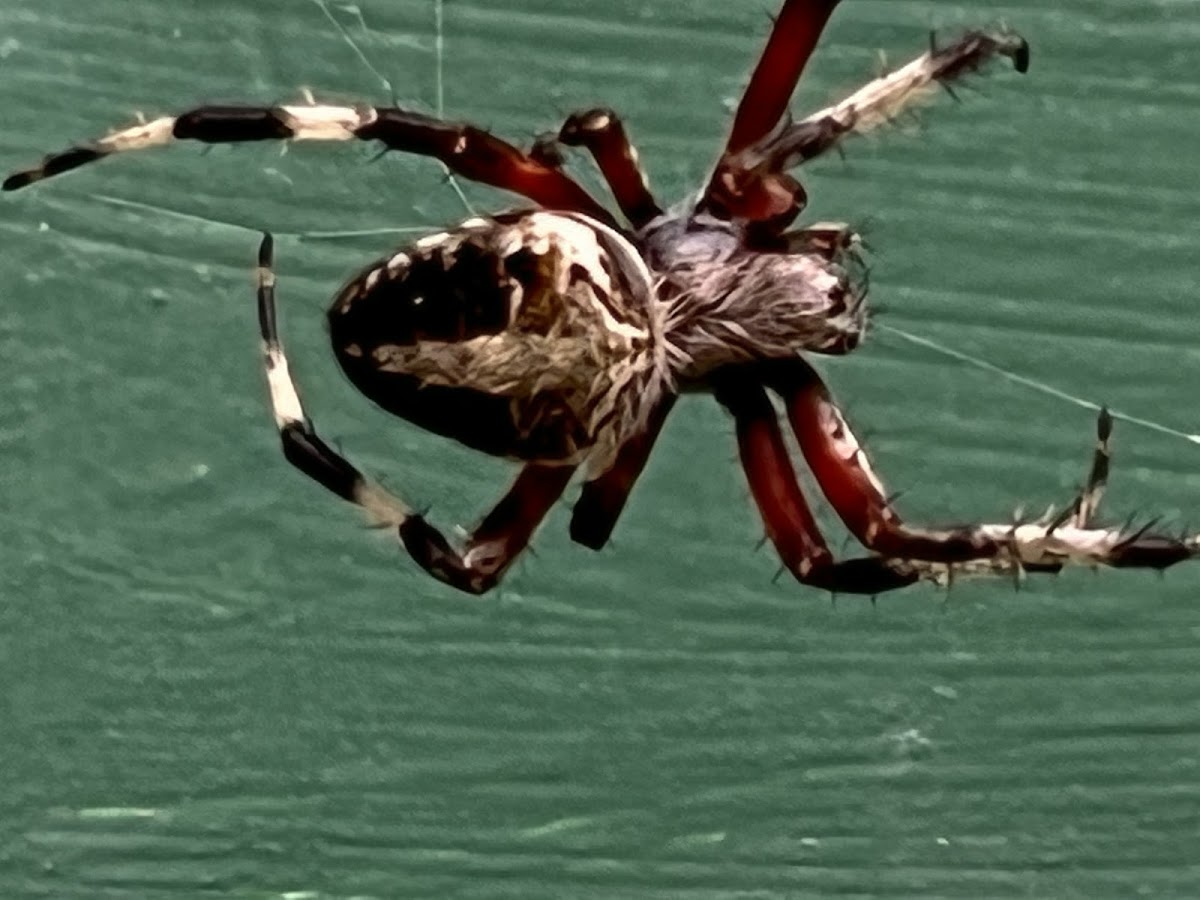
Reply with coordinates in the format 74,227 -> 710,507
760,358 -> 1197,581
256,233 -> 573,595
925,409 -> 1197,579
745,29 -> 1030,174
570,396 -> 676,550
4,102 -> 616,227
715,375 -> 918,595
547,108 -> 663,229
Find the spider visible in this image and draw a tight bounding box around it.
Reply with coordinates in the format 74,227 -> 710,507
7,0 -> 1196,595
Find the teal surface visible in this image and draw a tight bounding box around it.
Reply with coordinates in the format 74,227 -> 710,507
2,1 -> 1200,897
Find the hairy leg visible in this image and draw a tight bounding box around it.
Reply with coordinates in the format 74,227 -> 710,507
760,358 -> 1196,579
715,374 -> 919,594
761,357 -> 997,562
256,232 -> 573,595
750,29 -> 1029,172
5,102 -> 616,227
704,23 -> 1027,232
725,0 -> 842,155
400,464 -> 575,594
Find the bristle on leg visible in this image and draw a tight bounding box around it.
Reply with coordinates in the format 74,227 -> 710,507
732,26 -> 1030,173
894,413 -> 1197,583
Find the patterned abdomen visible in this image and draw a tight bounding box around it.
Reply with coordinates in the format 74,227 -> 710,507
327,211 -> 667,468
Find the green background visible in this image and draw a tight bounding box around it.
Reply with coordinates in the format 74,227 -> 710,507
2,1 -> 1199,897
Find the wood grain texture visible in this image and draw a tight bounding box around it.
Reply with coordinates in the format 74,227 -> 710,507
1,1 -> 1198,896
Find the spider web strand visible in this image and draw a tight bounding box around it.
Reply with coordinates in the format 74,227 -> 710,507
876,322 -> 1200,448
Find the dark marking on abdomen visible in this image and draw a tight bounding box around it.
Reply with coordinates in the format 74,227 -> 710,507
329,239 -> 513,349
325,223 -> 590,461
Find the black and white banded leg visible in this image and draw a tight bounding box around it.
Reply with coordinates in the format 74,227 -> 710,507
4,100 -> 616,227
256,233 -> 573,594
256,233 -> 412,528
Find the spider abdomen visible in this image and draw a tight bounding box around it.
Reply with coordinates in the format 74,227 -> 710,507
327,211 -> 668,468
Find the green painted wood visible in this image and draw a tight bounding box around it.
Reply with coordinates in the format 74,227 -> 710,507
1,1 -> 1198,896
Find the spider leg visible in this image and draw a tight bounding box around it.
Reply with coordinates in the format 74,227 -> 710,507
570,396 -> 676,550
699,1 -> 840,223
753,28 -> 1029,172
4,103 -> 616,227
702,23 -> 1027,232
544,108 -> 663,229
256,232 -> 411,525
715,374 -> 918,595
760,358 -> 1198,579
400,463 -> 576,594
255,232 -> 573,595
725,0 -> 842,156
761,357 -> 1000,562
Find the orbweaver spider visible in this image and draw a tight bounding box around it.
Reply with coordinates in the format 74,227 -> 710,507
7,0 -> 1196,594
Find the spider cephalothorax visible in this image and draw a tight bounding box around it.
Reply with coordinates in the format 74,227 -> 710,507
8,0 -> 1197,595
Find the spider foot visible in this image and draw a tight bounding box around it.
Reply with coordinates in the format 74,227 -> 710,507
1108,527 -> 1194,570
928,28 -> 1030,82
397,462 -> 574,595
